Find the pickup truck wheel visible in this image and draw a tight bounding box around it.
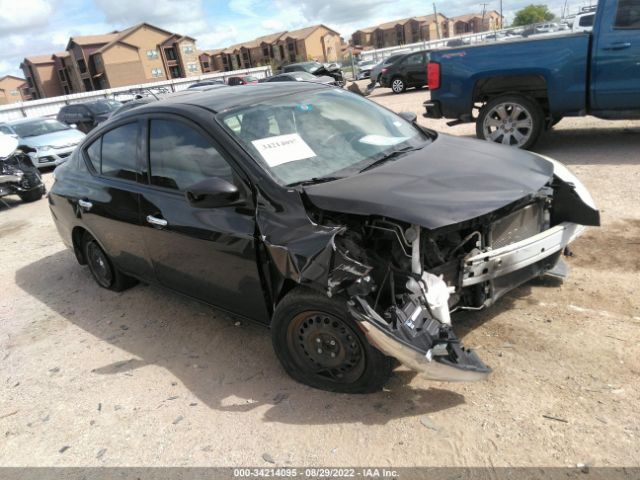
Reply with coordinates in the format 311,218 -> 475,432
477,95 -> 544,149
271,288 -> 393,393
391,77 -> 406,94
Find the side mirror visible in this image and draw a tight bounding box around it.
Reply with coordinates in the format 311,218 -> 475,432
398,111 -> 417,123
185,177 -> 240,208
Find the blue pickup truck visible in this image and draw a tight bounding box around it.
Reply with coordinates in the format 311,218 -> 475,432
424,0 -> 640,148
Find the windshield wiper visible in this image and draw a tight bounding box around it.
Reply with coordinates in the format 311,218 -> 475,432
287,176 -> 343,187
359,146 -> 421,173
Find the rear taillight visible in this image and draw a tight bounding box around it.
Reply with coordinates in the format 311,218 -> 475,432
428,62 -> 441,90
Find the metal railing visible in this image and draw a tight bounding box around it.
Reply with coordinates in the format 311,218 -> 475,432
0,66 -> 272,122
357,24 -> 560,63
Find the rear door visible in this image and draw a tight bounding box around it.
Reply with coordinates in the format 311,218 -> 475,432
138,115 -> 270,322
403,52 -> 427,87
77,121 -> 154,281
591,0 -> 640,110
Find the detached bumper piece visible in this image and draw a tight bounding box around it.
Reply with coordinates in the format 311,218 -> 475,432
349,296 -> 491,382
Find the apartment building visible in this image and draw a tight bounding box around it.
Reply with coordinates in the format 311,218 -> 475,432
203,25 -> 342,72
18,22 -> 202,98
351,11 -> 503,48
19,55 -> 65,100
450,11 -> 503,35
0,75 -> 27,105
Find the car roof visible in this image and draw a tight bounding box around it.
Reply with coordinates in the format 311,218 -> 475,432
127,82 -> 330,115
8,117 -> 59,125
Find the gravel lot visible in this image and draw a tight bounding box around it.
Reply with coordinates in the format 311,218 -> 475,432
1,86 -> 639,467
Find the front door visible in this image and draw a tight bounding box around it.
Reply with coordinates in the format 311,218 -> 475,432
403,51 -> 427,87
138,116 -> 270,322
592,0 -> 640,111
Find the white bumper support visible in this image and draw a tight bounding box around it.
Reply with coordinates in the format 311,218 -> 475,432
462,222 -> 585,287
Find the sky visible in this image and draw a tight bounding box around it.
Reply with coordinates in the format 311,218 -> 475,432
0,0 -> 597,77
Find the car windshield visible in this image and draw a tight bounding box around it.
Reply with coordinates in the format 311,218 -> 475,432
11,119 -> 70,137
219,88 -> 430,186
86,100 -> 120,114
301,62 -> 322,73
244,76 -> 258,82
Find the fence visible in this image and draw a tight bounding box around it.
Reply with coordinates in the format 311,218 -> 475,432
358,25 -> 540,63
0,66 -> 272,122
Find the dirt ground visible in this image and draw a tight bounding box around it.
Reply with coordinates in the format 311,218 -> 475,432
1,86 -> 639,468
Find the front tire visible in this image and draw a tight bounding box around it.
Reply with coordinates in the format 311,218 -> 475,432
391,77 -> 406,94
82,233 -> 137,292
271,288 -> 392,393
477,94 -> 544,149
18,188 -> 44,203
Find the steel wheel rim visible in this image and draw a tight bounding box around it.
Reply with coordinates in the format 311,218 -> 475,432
287,311 -> 366,384
482,102 -> 533,147
392,79 -> 404,92
87,241 -> 113,288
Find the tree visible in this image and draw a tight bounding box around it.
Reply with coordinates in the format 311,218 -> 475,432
512,4 -> 556,26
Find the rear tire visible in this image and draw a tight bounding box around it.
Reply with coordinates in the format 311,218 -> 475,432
391,77 -> 406,94
82,233 -> 137,292
18,188 -> 44,203
476,94 -> 544,149
271,288 -> 392,393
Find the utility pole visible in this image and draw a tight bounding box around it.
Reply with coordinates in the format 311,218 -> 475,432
433,3 -> 442,39
500,0 -> 504,28
480,3 -> 488,32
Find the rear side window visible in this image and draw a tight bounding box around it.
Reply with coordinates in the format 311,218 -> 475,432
148,119 -> 233,191
101,123 -> 139,181
579,14 -> 595,27
403,53 -> 424,65
615,0 -> 640,28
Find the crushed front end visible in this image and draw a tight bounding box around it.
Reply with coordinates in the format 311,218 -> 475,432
0,147 -> 45,200
256,155 -> 599,383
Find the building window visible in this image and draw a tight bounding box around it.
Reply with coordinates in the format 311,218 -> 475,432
151,67 -> 163,77
169,66 -> 181,78
10,89 -> 19,96
202,61 -> 210,69
288,42 -> 295,51
147,49 -> 159,59
58,69 -> 66,82
77,59 -> 88,74
262,46 -> 270,58
183,44 -> 194,54
165,48 -> 177,61
187,63 -> 198,72
94,56 -> 102,68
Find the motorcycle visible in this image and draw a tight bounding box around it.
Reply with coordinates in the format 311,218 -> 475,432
0,133 -> 46,204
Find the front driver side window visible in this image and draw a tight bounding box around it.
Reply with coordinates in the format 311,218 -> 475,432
148,119 -> 233,191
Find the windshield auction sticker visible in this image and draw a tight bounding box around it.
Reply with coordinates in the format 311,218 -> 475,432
252,133 -> 316,167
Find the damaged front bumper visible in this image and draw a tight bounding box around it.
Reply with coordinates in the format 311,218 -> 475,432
349,296 -> 491,382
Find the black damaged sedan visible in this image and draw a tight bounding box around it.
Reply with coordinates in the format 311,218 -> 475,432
49,83 -> 599,393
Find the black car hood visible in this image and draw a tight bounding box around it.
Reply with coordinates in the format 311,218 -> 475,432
303,133 -> 554,230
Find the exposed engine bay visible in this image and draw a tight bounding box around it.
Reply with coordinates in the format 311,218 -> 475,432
256,155 -> 600,383
0,136 -> 45,204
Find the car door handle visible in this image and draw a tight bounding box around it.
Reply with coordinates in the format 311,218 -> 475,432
78,199 -> 93,210
603,42 -> 631,50
146,215 -> 168,228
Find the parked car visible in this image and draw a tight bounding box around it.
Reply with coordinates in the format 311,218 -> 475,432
379,50 -> 430,94
110,98 -> 157,118
188,79 -> 226,88
49,82 -> 599,393
282,61 -> 345,86
424,0 -> 640,148
57,100 -> 122,133
261,71 -> 337,85
0,118 -> 85,169
227,75 -> 259,86
356,60 -> 377,80
536,22 -> 559,33
367,53 -> 407,89
572,12 -> 596,32
0,133 -> 45,203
